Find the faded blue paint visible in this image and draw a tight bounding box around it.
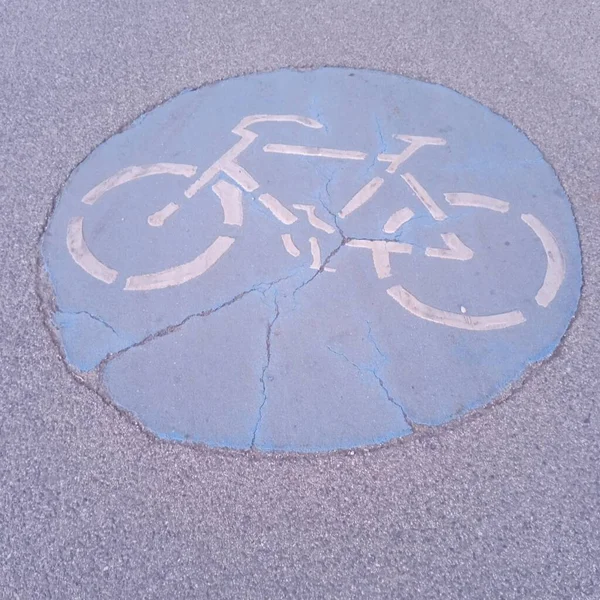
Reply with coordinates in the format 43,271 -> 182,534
42,68 -> 581,451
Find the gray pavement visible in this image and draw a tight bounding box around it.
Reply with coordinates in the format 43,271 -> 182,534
1,0 -> 599,598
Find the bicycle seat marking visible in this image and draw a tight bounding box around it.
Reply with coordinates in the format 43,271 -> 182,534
41,68 -> 581,452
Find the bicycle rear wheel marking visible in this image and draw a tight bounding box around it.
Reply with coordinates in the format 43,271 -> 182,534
83,164 -> 197,206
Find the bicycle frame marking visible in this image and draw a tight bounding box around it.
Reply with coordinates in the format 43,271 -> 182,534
401,172 -> 447,221
66,113 -> 568,330
292,204 -> 336,234
212,180 -> 244,227
258,193 -> 298,225
378,135 -> 446,173
263,144 -> 367,160
339,177 -> 385,219
183,114 -> 323,201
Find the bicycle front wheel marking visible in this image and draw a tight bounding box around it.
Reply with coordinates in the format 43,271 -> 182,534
387,284 -> 527,331
521,213 -> 567,307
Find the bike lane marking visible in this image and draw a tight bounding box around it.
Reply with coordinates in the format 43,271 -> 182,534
41,67 -> 581,451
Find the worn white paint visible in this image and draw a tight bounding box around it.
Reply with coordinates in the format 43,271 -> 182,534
425,233 -> 474,261
148,202 -> 180,227
444,192 -> 510,213
263,144 -> 367,161
309,237 -> 322,270
67,217 -> 118,284
292,204 -> 335,233
233,114 -> 323,133
347,239 -> 412,279
383,207 -> 414,234
186,115 -> 323,199
82,164 -> 197,206
377,135 -> 446,173
308,237 -> 336,272
212,179 -> 244,226
401,172 -> 447,221
281,233 -> 300,257
339,177 -> 385,219
124,236 -> 235,291
521,213 -> 566,307
258,193 -> 298,225
220,162 -> 258,193
387,284 -> 526,330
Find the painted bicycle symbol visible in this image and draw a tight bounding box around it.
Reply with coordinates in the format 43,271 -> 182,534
67,114 -> 566,331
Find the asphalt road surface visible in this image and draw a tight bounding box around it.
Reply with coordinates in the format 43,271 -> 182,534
1,1 -> 599,598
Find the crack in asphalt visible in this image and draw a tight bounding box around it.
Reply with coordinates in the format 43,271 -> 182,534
291,239 -> 345,300
250,293 -> 280,448
326,324 -> 414,430
94,272 -> 298,374
57,309 -> 120,336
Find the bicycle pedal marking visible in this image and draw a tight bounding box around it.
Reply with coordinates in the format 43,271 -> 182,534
42,68 -> 581,451
347,239 -> 413,279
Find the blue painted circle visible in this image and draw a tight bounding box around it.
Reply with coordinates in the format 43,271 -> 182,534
43,68 -> 581,451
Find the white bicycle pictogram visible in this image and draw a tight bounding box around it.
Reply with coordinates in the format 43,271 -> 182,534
67,114 -> 566,331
